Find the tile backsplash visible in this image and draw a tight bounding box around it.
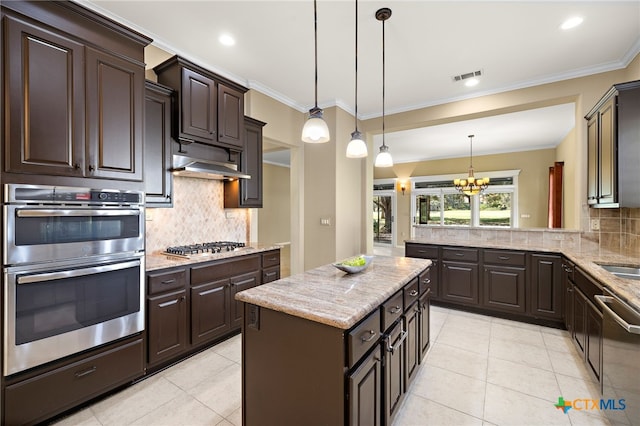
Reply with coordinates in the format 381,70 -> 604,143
145,176 -> 249,254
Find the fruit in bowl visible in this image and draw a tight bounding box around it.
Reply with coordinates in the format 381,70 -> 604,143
333,255 -> 373,274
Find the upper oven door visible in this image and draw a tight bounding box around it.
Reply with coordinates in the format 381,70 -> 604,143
4,205 -> 144,265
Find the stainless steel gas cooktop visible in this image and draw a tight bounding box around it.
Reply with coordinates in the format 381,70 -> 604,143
163,241 -> 246,258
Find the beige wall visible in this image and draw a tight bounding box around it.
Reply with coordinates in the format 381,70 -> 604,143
259,163 -> 291,244
555,127 -> 577,229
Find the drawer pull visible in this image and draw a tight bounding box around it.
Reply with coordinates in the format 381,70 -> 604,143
161,279 -> 176,285
455,253 -> 465,257
423,278 -> 431,284
267,257 -> 278,262
265,271 -> 277,277
360,330 -> 377,343
567,288 -> 573,293
75,366 -> 97,378
389,306 -> 402,314
498,256 -> 510,260
418,250 -> 427,253
386,330 -> 408,354
409,290 -> 419,297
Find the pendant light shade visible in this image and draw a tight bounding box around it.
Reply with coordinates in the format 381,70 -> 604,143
302,0 -> 330,144
374,7 -> 392,168
346,0 -> 368,158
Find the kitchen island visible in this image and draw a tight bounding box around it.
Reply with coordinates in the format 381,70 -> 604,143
235,255 -> 431,426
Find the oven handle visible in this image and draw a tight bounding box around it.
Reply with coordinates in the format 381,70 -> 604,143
17,260 -> 141,285
595,295 -> 640,335
16,209 -> 140,217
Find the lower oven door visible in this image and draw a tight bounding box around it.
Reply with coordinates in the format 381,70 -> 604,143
3,254 -> 145,376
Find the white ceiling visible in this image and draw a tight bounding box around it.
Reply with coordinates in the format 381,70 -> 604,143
80,1 -> 640,164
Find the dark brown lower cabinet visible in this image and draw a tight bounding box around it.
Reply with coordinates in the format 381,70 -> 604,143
529,254 -> 563,320
230,271 -> 261,329
148,289 -> 188,365
384,319 -> 406,425
482,265 -> 526,314
573,288 -> 588,356
348,347 -> 383,426
405,302 -> 421,389
191,278 -> 231,346
586,301 -> 603,382
442,261 -> 479,305
419,289 -> 431,359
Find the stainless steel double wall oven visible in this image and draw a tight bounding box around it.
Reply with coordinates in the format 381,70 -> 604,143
2,184 -> 145,376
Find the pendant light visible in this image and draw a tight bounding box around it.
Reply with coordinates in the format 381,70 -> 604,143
453,134 -> 490,195
301,0 -> 330,143
374,8 -> 393,168
346,0 -> 367,158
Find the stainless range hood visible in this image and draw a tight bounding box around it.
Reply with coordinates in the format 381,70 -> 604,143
172,155 -> 251,180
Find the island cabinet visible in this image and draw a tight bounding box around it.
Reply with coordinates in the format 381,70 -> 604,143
585,80 -> 640,208
237,257 -> 431,426
528,253 -> 563,321
154,56 -> 248,152
1,1 -> 150,187
405,243 -> 440,299
146,251 -> 278,370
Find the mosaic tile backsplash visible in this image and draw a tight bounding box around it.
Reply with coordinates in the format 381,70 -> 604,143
145,176 -> 249,254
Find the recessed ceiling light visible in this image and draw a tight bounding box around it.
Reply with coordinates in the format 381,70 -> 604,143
465,78 -> 479,87
219,33 -> 235,46
560,16 -> 583,30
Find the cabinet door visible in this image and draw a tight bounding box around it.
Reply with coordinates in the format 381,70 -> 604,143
148,290 -> 188,365
483,265 -> 526,314
598,97 -> 616,204
191,279 -> 231,346
384,320 -> 406,426
230,271 -> 260,329
86,47 -> 144,181
587,115 -> 599,205
4,15 -> 85,177
586,301 -> 603,382
144,82 -> 173,206
441,261 -> 479,306
224,117 -> 265,208
180,67 -> 217,143
529,254 -> 563,320
573,289 -> 587,357
404,304 -> 420,390
348,346 -> 382,426
217,84 -> 245,149
262,266 -> 280,284
419,290 -> 431,360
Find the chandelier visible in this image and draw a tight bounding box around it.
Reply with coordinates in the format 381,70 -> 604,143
453,134 -> 490,195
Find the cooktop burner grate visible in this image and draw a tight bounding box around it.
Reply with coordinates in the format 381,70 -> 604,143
164,241 -> 246,257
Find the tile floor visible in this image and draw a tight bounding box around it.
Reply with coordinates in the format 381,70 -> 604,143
52,305 -> 608,426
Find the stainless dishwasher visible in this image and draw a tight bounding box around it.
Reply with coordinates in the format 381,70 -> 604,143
595,290 -> 640,426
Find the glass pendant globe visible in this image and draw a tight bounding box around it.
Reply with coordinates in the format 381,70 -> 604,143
346,131 -> 367,158
301,116 -> 330,143
374,145 -> 393,167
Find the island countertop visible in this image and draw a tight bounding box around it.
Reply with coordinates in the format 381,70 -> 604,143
235,255 -> 431,330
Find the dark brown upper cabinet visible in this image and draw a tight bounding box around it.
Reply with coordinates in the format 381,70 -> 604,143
154,56 -> 247,152
585,80 -> 640,208
224,117 -> 266,208
144,81 -> 174,207
1,1 -> 150,186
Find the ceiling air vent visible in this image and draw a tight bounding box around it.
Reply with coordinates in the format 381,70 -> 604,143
452,70 -> 482,82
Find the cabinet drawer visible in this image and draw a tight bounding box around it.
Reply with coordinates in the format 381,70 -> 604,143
575,268 -> 603,308
232,255 -> 261,275
403,277 -> 420,308
442,247 -> 478,262
262,265 -> 280,284
262,250 -> 281,268
419,268 -> 432,294
5,338 -> 143,425
148,269 -> 187,295
483,250 -> 526,266
382,290 -> 404,331
347,309 -> 381,368
405,244 -> 438,259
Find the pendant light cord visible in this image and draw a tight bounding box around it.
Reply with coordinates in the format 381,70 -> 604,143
314,0 -> 319,109
381,14 -> 386,147
354,0 -> 358,130
469,135 -> 474,168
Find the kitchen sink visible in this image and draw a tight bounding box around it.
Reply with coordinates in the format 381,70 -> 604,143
597,264 -> 640,281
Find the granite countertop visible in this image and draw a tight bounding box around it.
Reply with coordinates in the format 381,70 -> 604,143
407,238 -> 640,314
145,244 -> 282,271
235,256 -> 431,330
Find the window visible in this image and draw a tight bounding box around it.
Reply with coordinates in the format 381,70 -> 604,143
411,171 -> 519,228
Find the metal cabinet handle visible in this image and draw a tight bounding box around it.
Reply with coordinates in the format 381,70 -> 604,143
567,287 -> 573,293
75,366 -> 97,378
498,256 -> 510,260
88,165 -> 95,172
161,279 -> 176,285
409,290 -> 419,297
386,330 -> 408,354
73,163 -> 81,170
455,253 -> 465,257
389,306 -> 402,314
423,278 -> 431,284
360,330 -> 377,343
595,295 -> 640,334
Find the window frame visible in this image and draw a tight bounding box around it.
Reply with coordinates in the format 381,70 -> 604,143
410,170 -> 520,228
